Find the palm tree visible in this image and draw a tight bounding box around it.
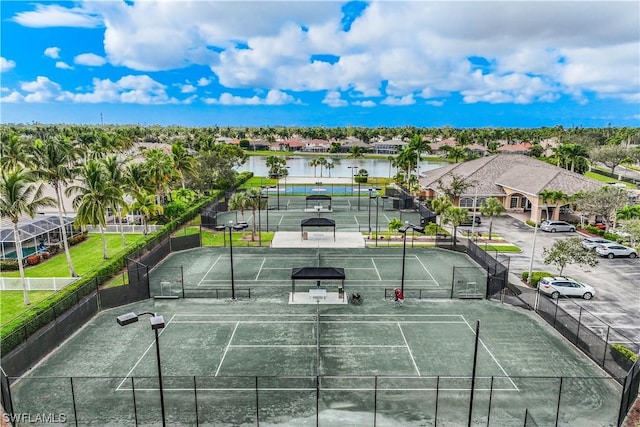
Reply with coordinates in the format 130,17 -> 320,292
266,155 -> 286,178
0,170 -> 56,305
1,132 -> 30,170
171,141 -> 196,189
101,155 -> 127,245
408,134 -> 430,181
30,137 -> 80,277
243,188 -> 262,241
388,218 -> 404,237
348,146 -> 364,159
325,161 -> 334,177
129,190 -> 163,235
538,189 -> 557,221
442,206 -> 469,247
143,148 -> 174,204
229,192 -> 251,238
479,197 -> 506,239
317,157 -> 328,177
308,158 -> 320,178
431,196 -> 452,230
66,161 -> 121,259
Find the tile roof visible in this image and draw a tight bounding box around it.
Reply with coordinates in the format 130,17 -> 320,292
420,154 -> 602,197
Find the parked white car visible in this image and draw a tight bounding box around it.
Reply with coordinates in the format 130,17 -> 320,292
539,220 -> 576,233
581,237 -> 613,250
594,243 -> 638,259
538,277 -> 595,300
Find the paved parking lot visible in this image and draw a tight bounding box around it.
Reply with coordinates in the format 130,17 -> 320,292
467,215 -> 640,347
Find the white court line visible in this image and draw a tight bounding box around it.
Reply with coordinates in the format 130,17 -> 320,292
278,215 -> 284,226
119,386 -> 516,392
116,314 -> 176,391
384,213 -> 390,223
172,320 -> 466,324
413,255 -> 439,286
255,258 -> 266,281
371,258 -> 382,281
609,325 -> 640,329
197,254 -> 222,287
215,321 -> 239,377
398,323 -> 421,376
461,316 -> 519,391
321,345 -> 405,348
231,345 -> 316,348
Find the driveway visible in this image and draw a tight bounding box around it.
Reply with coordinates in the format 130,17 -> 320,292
471,215 -> 640,347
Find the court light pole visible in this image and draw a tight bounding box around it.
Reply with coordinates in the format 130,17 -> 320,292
371,195 -> 388,247
276,167 -> 290,211
116,312 -> 166,427
348,166 -> 357,197
215,221 -> 249,300
399,222 -> 425,295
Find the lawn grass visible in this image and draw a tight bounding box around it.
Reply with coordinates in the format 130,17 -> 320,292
0,233 -> 145,278
585,170 -> 635,187
0,290 -> 55,324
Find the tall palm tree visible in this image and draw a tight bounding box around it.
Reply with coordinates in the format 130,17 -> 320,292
243,188 -> 262,241
431,196 -> 452,230
538,189 -> 556,221
30,137 -> 80,277
171,142 -> 196,189
0,170 -> 56,305
408,134 -> 430,181
66,161 -> 121,259
348,146 -> 364,159
229,192 -> 251,238
308,158 -> 320,178
129,190 -> 163,235
388,218 -> 404,237
479,197 -> 506,239
442,206 -> 469,248
101,155 -> 128,245
143,148 -> 174,204
325,161 -> 334,177
1,132 -> 30,170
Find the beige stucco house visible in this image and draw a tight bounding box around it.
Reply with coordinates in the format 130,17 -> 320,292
419,154 -> 603,222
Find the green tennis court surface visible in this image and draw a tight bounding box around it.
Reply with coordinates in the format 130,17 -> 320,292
11,290 -> 620,426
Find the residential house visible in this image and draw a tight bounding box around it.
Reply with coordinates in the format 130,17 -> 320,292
419,154 -> 602,222
372,140 -> 408,154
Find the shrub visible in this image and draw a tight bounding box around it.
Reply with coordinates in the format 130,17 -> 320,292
583,225 -> 605,236
68,233 -> 88,246
0,260 -> 19,271
26,254 -> 41,266
40,252 -> 51,260
525,219 -> 537,227
612,344 -> 639,363
47,243 -> 61,254
521,270 -> 553,287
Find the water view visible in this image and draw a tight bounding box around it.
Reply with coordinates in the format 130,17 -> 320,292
238,156 -> 448,177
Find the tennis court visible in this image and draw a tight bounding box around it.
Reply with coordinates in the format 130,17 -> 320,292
149,247 -> 487,300
9,295 -> 621,426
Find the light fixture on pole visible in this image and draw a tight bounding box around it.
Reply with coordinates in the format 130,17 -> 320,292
370,195 -> 388,247
367,188 -> 381,235
276,167 -> 290,211
116,311 -> 167,427
261,186 -> 270,232
399,222 -> 425,295
215,221 -> 249,300
347,166 -> 357,197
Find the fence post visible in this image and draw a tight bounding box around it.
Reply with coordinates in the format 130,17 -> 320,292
255,376 -> 259,427
487,376 -> 494,426
70,377 -> 78,427
131,377 -> 138,426
181,267 -> 185,299
554,377 -> 563,427
316,375 -> 320,427
435,375 -> 440,426
602,326 -> 611,367
575,307 -> 583,346
193,376 -> 199,427
553,299 -> 559,328
373,376 -> 378,427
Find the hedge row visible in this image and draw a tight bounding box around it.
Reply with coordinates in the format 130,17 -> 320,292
521,270 -> 554,287
0,173 -> 253,356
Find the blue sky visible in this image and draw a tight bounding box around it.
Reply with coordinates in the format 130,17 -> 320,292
1,1 -> 639,128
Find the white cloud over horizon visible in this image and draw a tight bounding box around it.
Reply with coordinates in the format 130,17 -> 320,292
3,0 -> 639,123
1,57 -> 16,72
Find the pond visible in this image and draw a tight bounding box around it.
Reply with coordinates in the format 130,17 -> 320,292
237,156 -> 447,178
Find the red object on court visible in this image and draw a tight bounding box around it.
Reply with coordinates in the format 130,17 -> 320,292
394,289 -> 404,300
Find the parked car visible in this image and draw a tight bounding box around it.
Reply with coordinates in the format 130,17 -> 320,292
594,243 -> 638,259
592,222 -> 607,230
581,237 -> 614,250
461,215 -> 481,226
539,220 -> 575,233
537,277 -> 595,300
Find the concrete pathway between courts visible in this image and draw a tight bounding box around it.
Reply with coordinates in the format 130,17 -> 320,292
271,231 -> 365,248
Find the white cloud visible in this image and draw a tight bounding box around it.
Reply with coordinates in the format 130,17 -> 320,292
73,75 -> 179,104
0,91 -> 24,103
44,47 -> 61,59
8,1 -> 640,107
426,100 -> 444,107
12,4 -> 101,28
74,53 -> 106,67
322,91 -> 348,107
180,84 -> 197,94
20,76 -> 73,102
381,94 -> 415,106
353,100 -> 376,108
0,57 -> 16,72
204,89 -> 299,106
55,61 -> 73,70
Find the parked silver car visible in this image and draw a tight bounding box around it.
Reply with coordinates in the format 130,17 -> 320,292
539,220 -> 576,233
594,243 -> 638,259
581,237 -> 613,250
537,277 -> 595,299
